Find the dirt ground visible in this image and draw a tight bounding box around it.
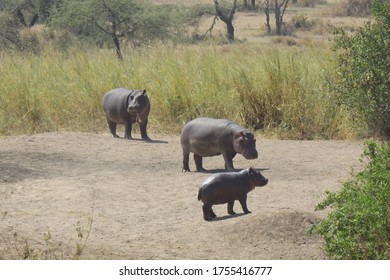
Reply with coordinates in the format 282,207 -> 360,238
0,131 -> 364,259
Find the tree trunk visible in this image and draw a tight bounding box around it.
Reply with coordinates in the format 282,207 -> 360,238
265,1 -> 271,34
16,9 -> 27,27
275,0 -> 289,35
214,0 -> 238,42
275,2 -> 282,35
112,35 -> 123,61
251,0 -> 256,7
29,14 -> 39,27
244,0 -> 248,9
227,22 -> 235,42
16,9 -> 38,28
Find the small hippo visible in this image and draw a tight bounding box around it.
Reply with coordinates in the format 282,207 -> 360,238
180,117 -> 258,172
102,88 -> 151,141
197,167 -> 268,221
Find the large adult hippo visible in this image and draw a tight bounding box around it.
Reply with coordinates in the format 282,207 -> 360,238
180,117 -> 258,172
197,167 -> 268,221
102,88 -> 151,141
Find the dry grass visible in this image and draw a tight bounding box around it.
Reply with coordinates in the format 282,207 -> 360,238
0,0 -> 371,139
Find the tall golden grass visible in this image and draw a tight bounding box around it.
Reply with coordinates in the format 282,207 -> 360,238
0,43 -> 356,139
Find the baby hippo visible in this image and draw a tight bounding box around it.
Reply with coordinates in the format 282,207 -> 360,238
197,167 -> 268,221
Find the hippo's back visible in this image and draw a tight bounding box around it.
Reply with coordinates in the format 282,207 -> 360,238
198,169 -> 250,204
180,117 -> 235,156
102,88 -> 129,109
180,117 -> 235,141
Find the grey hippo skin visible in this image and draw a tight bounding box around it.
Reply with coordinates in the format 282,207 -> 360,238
102,88 -> 151,141
197,167 -> 268,221
180,117 -> 258,172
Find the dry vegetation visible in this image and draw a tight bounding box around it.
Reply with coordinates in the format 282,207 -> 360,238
152,0 -> 369,45
0,0 -> 375,260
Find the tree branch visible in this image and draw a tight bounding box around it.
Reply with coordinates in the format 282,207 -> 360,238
94,22 -> 112,35
201,15 -> 218,39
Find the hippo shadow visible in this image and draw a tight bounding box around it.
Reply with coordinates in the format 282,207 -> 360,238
209,213 -> 247,222
200,168 -> 228,174
199,167 -> 270,174
119,137 -> 168,144
146,139 -> 168,144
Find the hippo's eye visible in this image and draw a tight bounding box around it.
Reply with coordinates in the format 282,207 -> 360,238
130,96 -> 134,100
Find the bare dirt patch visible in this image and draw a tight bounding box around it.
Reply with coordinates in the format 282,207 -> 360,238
0,132 -> 363,259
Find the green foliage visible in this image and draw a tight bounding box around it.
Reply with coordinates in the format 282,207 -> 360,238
314,140 -> 390,259
0,11 -> 21,50
0,0 -> 57,25
291,14 -> 318,30
48,0 -> 209,48
334,0 -> 390,138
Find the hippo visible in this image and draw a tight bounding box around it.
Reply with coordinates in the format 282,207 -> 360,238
102,88 -> 151,141
197,167 -> 268,221
180,117 -> 258,172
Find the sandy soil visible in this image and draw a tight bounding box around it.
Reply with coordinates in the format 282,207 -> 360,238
0,131 -> 364,259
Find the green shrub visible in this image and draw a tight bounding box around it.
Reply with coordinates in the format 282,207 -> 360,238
291,14 -> 318,30
334,0 -> 390,138
314,141 -> 390,259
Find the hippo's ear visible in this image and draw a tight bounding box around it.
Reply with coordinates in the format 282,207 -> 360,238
142,89 -> 147,95
240,131 -> 246,139
249,167 -> 259,174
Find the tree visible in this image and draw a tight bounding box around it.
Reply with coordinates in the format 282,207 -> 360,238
263,0 -> 289,35
213,0 -> 238,42
50,0 -> 180,60
0,0 -> 60,27
334,0 -> 390,138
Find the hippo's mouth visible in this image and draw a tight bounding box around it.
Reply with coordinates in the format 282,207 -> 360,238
127,107 -> 141,114
243,151 -> 258,159
260,179 -> 268,186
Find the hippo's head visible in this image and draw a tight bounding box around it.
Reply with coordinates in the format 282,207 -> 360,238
127,90 -> 148,114
248,167 -> 268,189
233,131 -> 258,159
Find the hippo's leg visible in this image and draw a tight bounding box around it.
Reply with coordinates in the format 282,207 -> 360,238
182,151 -> 191,172
194,154 -> 206,172
210,208 -> 217,218
202,204 -> 214,221
238,195 -> 251,214
124,121 -> 133,140
227,201 -> 236,215
222,152 -> 235,171
107,119 -> 120,138
139,121 -> 151,142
